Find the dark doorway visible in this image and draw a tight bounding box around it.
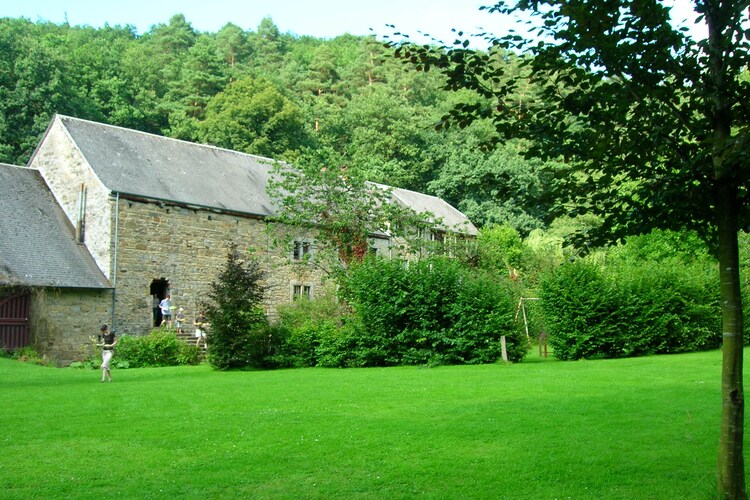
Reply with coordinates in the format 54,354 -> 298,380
149,279 -> 169,327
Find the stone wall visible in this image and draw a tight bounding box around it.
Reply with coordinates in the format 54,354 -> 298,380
110,197 -> 328,335
30,287 -> 113,365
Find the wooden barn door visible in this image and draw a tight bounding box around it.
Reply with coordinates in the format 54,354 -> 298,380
0,293 -> 30,350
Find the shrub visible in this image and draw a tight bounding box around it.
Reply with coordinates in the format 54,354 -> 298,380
540,261 -> 622,360
315,318 -> 368,368
206,244 -> 268,370
273,290 -> 349,368
540,244 -> 721,360
447,270 -> 526,363
244,324 -> 288,369
339,256 -> 526,366
113,330 -> 201,368
4,346 -> 55,366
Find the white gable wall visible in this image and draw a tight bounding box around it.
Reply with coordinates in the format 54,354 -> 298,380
30,116 -> 115,279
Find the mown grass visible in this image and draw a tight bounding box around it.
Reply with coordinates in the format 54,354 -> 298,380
0,348 -> 745,499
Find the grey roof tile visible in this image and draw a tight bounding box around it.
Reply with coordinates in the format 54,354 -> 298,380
0,164 -> 112,288
57,115 -> 476,235
371,183 -> 478,236
59,115 -> 279,217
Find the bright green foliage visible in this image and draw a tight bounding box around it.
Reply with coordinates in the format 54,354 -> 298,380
271,289 -> 350,367
339,256 -> 525,365
205,244 -> 268,370
112,330 -> 201,368
475,223 -> 525,272
541,249 -> 721,360
198,76 -> 311,158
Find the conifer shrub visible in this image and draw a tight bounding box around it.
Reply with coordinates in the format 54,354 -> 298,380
205,244 -> 269,370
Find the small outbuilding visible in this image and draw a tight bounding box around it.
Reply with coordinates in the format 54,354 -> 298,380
0,163 -> 112,364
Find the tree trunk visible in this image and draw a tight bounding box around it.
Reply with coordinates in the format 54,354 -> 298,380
716,181 -> 746,499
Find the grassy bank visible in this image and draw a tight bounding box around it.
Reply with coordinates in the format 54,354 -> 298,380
0,349 -> 743,498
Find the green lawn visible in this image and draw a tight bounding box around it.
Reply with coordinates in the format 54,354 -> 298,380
0,348 -> 745,499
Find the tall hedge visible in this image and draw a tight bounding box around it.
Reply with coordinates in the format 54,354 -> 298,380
338,257 -> 525,365
540,258 -> 721,360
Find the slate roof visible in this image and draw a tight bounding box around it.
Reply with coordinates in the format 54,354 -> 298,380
55,115 -> 476,234
58,115 -> 279,217
374,183 -> 478,236
0,164 -> 112,288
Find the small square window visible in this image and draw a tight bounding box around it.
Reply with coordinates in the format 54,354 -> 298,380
292,284 -> 312,300
292,239 -> 313,260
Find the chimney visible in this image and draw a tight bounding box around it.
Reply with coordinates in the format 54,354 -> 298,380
75,183 -> 86,243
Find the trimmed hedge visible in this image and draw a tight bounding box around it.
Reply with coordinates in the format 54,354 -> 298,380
540,259 -> 721,360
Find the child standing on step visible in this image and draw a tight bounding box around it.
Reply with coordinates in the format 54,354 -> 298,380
175,307 -> 186,334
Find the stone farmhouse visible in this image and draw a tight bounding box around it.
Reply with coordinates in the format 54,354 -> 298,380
0,115 -> 477,364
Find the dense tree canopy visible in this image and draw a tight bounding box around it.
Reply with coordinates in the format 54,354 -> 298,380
0,15 -> 556,236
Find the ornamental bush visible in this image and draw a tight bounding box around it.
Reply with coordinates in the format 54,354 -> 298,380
113,330 -> 201,367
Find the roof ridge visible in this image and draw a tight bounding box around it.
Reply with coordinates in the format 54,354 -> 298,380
56,114 -> 281,165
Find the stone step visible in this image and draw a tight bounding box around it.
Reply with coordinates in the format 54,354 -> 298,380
157,329 -> 206,349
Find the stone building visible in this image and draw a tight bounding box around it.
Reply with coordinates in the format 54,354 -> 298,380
0,163 -> 112,363
1,114 -> 477,364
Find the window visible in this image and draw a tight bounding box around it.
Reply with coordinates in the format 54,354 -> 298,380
292,239 -> 313,261
292,283 -> 312,300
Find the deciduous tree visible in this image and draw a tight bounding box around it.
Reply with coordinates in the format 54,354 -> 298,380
391,1 -> 749,496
